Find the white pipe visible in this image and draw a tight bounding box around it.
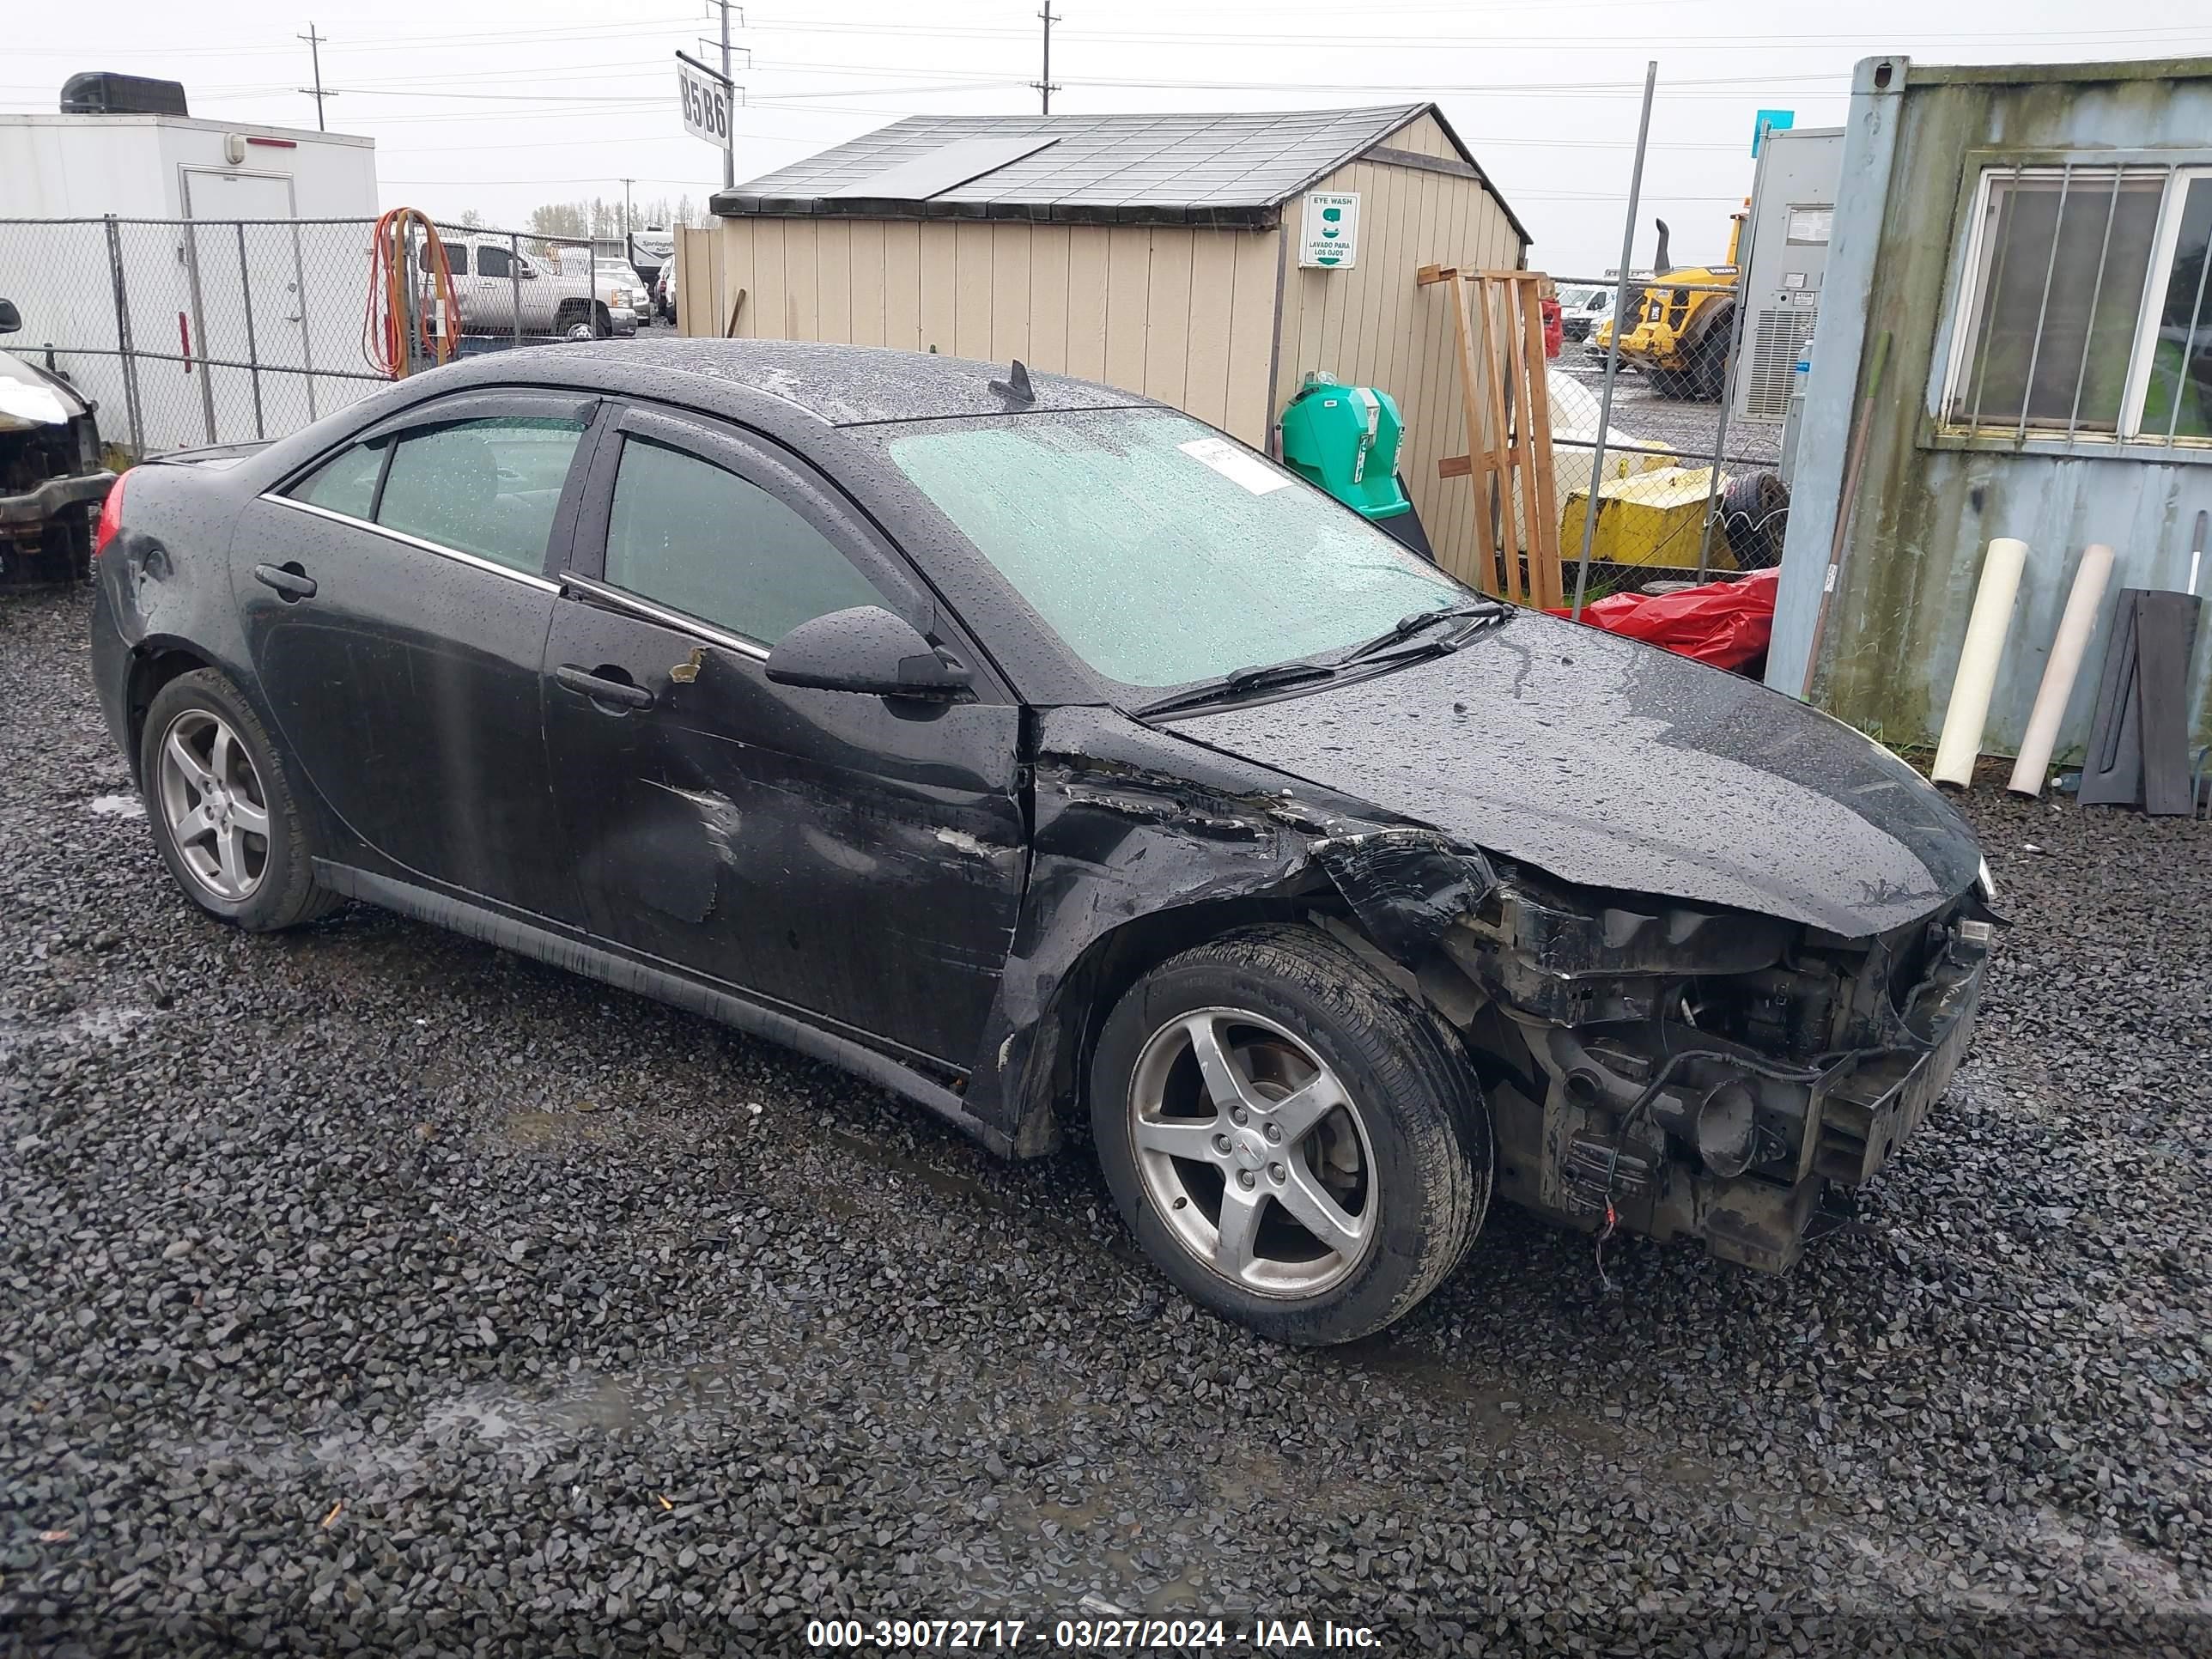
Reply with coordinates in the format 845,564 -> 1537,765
1931,537 -> 2030,789
2007,543 -> 2114,797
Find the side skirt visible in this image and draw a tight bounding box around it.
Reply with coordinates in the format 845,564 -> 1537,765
313,861 -> 1012,1158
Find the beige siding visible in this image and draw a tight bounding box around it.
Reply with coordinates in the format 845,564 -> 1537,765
1029,224 -> 1072,368
1383,112 -> 1457,161
1062,225 -> 1112,381
1272,155 -> 1524,587
706,212 -> 1279,444
1182,231 -> 1238,428
848,220 -> 886,347
918,222 -> 957,353
883,221 -> 921,349
989,222 -> 1032,364
695,141 -> 1522,507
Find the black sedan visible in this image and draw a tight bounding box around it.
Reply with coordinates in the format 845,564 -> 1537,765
88,340 -> 1994,1345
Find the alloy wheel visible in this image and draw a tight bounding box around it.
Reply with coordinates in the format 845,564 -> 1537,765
1127,1007 -> 1376,1297
155,708 -> 270,902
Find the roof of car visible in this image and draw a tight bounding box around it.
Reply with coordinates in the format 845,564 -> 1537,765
512,337 -> 1157,428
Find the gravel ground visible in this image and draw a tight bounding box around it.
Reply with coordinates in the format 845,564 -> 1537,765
3,584 -> 2208,1657
1553,359 -> 1783,471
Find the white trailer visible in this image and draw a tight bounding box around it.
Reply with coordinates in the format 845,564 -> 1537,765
0,111 -> 380,453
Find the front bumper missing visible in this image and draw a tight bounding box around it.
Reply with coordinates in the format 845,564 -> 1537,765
1512,920 -> 1988,1273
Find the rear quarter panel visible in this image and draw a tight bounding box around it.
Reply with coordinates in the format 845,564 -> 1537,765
94,459 -> 263,776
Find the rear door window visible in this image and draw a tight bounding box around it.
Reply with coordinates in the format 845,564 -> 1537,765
602,436 -> 883,646
374,415 -> 586,574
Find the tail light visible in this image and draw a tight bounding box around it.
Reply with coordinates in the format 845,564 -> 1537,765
94,468 -> 129,557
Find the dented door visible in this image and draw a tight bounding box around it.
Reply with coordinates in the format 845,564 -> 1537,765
542,410 -> 1026,1071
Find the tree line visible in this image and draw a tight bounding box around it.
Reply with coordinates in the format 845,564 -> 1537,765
447,196 -> 711,242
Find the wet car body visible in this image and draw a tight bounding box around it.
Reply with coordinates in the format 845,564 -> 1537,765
88,339 -> 1992,1290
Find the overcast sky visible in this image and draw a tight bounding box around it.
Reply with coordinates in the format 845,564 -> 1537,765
12,0 -> 2212,272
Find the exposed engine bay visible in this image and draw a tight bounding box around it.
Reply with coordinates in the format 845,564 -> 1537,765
1429,865 -> 1995,1273
0,343 -> 114,584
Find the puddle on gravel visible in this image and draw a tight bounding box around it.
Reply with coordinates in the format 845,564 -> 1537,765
495,1109 -> 623,1151
810,1121 -> 1152,1273
0,1003 -> 154,1061
87,793 -> 146,818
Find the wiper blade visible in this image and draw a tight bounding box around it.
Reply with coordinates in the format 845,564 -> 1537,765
1331,601 -> 1512,668
1133,659 -> 1339,720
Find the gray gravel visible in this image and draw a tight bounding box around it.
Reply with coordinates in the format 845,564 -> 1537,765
1553,359 -> 1784,471
3,584 -> 2208,1656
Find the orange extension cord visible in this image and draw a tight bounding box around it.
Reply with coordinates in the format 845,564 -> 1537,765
363,208 -> 460,379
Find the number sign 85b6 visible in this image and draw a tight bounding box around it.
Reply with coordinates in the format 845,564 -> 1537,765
678,64 -> 732,152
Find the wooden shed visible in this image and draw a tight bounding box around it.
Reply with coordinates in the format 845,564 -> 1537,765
678,104 -> 1531,581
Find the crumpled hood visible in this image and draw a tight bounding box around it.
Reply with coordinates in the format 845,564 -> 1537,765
1170,611 -> 1981,938
0,351 -> 86,431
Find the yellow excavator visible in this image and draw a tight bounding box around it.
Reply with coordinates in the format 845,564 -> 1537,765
1591,209 -> 1746,401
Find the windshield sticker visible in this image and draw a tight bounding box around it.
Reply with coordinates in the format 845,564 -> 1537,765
1178,437 -> 1293,496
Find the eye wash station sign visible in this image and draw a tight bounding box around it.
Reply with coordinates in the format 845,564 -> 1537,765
1298,192 -> 1360,269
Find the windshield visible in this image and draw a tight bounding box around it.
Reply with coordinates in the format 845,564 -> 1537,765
880,408 -> 1467,689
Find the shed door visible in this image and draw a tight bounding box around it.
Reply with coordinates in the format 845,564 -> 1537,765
180,168 -> 313,445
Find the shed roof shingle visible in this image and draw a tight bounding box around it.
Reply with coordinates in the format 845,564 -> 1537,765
708,104 -> 1525,236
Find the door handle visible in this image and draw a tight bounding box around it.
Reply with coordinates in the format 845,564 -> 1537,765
555,664 -> 654,710
252,562 -> 317,601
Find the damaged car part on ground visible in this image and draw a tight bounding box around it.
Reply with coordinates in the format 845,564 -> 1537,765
86,338 -> 1993,1345
0,298 -> 114,584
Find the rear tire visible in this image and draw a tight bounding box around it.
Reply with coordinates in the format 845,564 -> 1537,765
1091,924 -> 1490,1345
138,668 -> 341,933
1692,328 -> 1730,401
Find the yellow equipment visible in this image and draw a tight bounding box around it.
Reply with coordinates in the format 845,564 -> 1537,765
1558,465 -> 1743,571
1590,210 -> 1746,401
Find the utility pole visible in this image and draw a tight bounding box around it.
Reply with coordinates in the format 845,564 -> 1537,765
620,177 -> 635,267
297,22 -> 331,132
1032,7 -> 1061,114
705,0 -> 738,189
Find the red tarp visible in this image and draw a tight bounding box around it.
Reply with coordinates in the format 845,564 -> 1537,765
1549,568 -> 1779,672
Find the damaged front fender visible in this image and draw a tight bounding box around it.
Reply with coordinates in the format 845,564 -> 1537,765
960,708 -> 1500,1154
1309,829 -> 1493,962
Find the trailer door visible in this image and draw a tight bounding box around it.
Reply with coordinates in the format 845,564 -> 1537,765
180,168 -> 314,445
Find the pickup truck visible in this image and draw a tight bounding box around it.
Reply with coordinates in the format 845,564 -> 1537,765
417,237 -> 636,343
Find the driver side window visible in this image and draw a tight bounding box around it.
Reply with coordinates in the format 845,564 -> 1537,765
603,436 -> 883,647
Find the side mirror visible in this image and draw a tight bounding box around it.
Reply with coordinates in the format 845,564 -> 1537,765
765,605 -> 972,700
0,300 -> 20,335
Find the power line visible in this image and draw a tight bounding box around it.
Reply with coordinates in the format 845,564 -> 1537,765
8,16 -> 711,58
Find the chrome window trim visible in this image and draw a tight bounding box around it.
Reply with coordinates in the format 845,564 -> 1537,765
556,572 -> 773,661
262,493 -> 561,592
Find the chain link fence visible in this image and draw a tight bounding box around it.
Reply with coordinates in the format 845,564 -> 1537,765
0,216 -> 652,461
1539,274 -> 1794,605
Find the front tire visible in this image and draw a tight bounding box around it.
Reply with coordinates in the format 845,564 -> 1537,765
138,668 -> 339,932
1091,925 -> 1491,1345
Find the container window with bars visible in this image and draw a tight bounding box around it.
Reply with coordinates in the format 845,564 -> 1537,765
1942,163 -> 2212,445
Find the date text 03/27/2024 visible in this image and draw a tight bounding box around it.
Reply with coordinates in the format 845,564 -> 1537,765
804,1617 -> 1383,1650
